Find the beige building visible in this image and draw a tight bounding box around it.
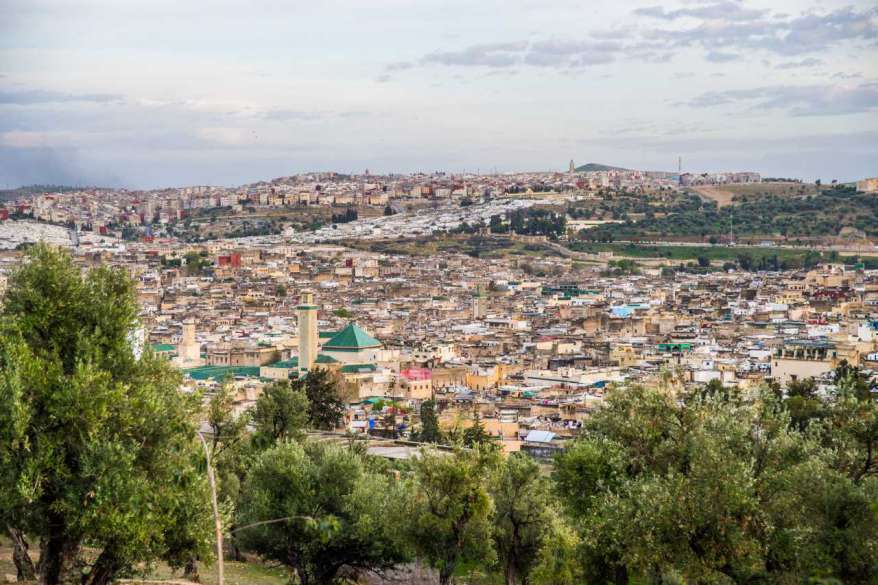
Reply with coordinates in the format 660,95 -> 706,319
770,340 -> 839,384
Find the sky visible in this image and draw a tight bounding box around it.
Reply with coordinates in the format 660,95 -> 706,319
1,0 -> 876,188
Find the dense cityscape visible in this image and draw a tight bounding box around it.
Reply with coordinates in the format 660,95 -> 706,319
3,0 -> 878,583
2,163 -> 878,583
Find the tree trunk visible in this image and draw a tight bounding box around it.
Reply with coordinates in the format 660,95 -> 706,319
37,532 -> 80,585
504,560 -> 517,585
439,567 -> 453,585
183,558 -> 201,583
81,548 -> 121,585
8,527 -> 36,582
295,566 -> 310,585
613,564 -> 628,585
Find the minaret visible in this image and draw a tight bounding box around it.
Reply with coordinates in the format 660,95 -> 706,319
178,317 -> 201,364
297,291 -> 319,376
568,159 -> 575,173
472,284 -> 487,320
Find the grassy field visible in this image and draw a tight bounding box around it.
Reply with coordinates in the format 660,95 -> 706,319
141,559 -> 289,585
568,242 -> 873,265
0,539 -> 288,585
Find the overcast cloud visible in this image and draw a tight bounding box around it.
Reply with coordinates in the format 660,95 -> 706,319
0,0 -> 876,187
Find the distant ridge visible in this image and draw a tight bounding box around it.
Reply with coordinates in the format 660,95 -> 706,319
574,162 -> 631,172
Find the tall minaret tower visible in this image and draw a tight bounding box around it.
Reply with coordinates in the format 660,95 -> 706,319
472,283 -> 487,320
177,317 -> 201,365
568,159 -> 576,173
297,291 -> 319,377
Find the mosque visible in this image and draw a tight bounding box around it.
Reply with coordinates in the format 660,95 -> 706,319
257,291 -> 399,396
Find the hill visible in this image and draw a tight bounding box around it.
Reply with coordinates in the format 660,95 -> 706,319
0,184 -> 88,202
574,162 -> 634,173
581,185 -> 878,240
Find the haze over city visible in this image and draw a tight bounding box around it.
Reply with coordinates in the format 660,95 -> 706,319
2,0 -> 877,188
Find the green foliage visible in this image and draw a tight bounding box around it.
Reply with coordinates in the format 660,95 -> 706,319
461,411 -> 494,448
184,251 -> 213,275
333,307 -> 354,319
584,187 -> 878,239
237,440 -> 411,585
206,379 -> 252,515
491,453 -> 554,585
569,241 -> 837,270
602,258 -> 640,276
413,399 -> 443,443
0,244 -> 212,585
488,208 -> 566,238
553,383 -> 878,584
250,380 -> 309,449
529,513 -> 583,585
296,367 -> 345,430
408,447 -> 497,585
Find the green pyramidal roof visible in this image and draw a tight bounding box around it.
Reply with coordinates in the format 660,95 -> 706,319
322,322 -> 382,351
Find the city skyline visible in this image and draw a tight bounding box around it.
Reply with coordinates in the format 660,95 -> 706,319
2,0 -> 877,188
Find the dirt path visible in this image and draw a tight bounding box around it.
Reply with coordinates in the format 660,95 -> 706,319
692,186 -> 736,207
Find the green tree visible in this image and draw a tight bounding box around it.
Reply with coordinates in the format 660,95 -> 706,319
491,453 -> 553,585
295,368 -> 345,430
462,411 -> 493,448
414,399 -> 443,443
783,377 -> 824,430
529,513 -> 582,585
0,244 -> 212,585
204,379 -> 254,564
823,362 -> 878,483
408,447 -> 497,585
553,383 -> 878,583
237,440 -> 411,585
250,379 -> 310,449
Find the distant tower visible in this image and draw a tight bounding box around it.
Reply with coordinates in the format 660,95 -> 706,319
568,159 -> 576,173
178,317 -> 201,364
678,156 -> 682,174
472,284 -> 487,320
297,291 -> 319,376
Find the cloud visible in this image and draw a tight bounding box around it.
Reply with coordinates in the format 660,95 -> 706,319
705,51 -> 740,62
641,5 -> 878,57
422,42 -> 527,67
386,4 -> 877,77
774,57 -> 823,69
634,2 -> 766,22
0,89 -> 124,105
686,82 -> 878,116
390,38 -> 623,74
259,109 -> 324,122
0,145 -> 122,187
524,40 -> 619,67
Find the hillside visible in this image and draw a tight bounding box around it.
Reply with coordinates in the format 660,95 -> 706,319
574,162 -> 631,172
691,182 -> 818,208
580,185 -> 878,240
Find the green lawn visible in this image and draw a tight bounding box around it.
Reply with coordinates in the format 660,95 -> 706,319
568,242 -> 874,266
0,538 -> 288,585
142,559 -> 289,585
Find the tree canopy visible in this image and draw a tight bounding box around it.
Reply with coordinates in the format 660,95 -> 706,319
0,244 -> 212,585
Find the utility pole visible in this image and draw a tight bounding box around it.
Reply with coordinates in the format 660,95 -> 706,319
198,432 -> 224,585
